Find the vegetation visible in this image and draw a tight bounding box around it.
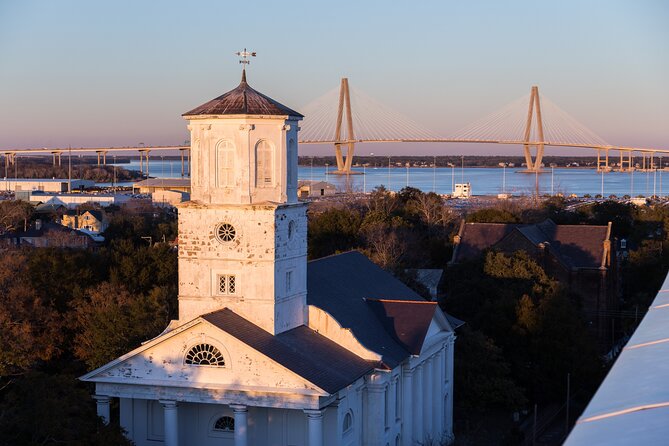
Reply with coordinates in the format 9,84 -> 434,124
0,200 -> 177,444
3,157 -> 141,182
1,184 -> 669,444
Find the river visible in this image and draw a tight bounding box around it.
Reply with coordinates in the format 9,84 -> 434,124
111,160 -> 667,197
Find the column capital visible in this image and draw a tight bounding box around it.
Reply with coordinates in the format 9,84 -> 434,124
159,399 -> 178,408
93,394 -> 111,403
303,409 -> 325,418
230,404 -> 248,413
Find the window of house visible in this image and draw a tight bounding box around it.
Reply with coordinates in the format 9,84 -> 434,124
213,416 -> 234,432
185,343 -> 225,366
286,270 -> 293,294
217,274 -> 236,295
342,411 -> 353,433
216,140 -> 235,187
216,223 -> 236,243
255,140 -> 273,187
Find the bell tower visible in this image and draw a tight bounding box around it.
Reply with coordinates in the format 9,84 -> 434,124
177,63 -> 307,335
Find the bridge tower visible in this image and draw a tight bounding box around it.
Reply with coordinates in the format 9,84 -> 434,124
333,78 -> 356,175
523,85 -> 545,172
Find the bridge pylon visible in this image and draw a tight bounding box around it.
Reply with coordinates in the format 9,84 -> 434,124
522,85 -> 545,172
333,78 -> 357,175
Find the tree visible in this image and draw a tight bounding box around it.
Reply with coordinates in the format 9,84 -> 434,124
454,327 -> 527,411
0,372 -> 133,445
467,208 -> 519,223
0,251 -> 63,377
72,282 -> 170,369
0,200 -> 33,233
308,207 -> 362,259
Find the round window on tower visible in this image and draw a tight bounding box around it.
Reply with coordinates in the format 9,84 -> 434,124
216,223 -> 236,243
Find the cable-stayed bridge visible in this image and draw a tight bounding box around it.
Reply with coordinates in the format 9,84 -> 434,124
299,79 -> 668,174
3,79 -> 668,176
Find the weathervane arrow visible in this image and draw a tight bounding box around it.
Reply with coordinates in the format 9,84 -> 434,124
235,48 -> 256,65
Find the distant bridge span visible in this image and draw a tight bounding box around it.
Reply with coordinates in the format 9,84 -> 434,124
3,81 -> 669,176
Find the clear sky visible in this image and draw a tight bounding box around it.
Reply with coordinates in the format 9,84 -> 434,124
1,0 -> 667,156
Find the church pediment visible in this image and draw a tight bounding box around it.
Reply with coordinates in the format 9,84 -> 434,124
81,316 -> 330,396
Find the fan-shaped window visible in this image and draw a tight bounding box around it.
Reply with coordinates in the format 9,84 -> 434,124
255,140 -> 274,187
216,140 -> 235,187
342,411 -> 353,433
213,416 -> 234,432
185,343 -> 225,366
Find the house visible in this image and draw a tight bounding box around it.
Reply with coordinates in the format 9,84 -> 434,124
133,178 -> 191,194
4,220 -> 93,248
60,209 -> 109,234
450,219 -> 618,344
81,69 -> 456,446
30,191 -> 129,209
298,180 -> 337,198
0,178 -> 94,193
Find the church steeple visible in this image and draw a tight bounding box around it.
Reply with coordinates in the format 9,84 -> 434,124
178,59 -> 307,335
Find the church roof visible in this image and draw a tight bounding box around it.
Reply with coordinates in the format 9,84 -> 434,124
182,70 -> 303,118
307,251 -> 443,368
203,309 -> 378,394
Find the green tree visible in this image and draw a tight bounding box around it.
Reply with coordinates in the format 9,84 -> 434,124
0,372 -> 132,446
0,251 -> 63,377
454,327 -> 527,411
308,207 -> 362,259
72,282 -> 170,369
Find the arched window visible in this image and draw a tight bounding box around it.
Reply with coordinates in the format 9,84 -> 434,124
213,416 -> 235,432
342,411 -> 353,433
255,140 -> 273,187
216,140 -> 235,187
184,343 -> 225,366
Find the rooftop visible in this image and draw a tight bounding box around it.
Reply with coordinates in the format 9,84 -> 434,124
183,70 -> 303,118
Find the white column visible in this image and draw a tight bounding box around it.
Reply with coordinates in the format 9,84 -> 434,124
433,349 -> 444,438
93,395 -> 111,425
423,357 -> 433,436
445,337 -> 455,439
304,409 -> 325,446
230,404 -> 248,446
365,379 -> 386,445
401,365 -> 414,446
159,400 -> 179,446
412,364 -> 423,443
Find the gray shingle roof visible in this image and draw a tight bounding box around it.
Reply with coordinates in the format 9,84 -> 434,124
307,251 -> 431,368
202,309 -> 378,394
183,70 -> 303,118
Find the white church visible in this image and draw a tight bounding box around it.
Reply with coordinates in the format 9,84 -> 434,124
81,67 -> 457,446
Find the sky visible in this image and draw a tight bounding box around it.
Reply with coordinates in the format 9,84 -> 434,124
1,0 -> 668,156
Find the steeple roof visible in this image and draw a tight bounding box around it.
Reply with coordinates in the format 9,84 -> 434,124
183,69 -> 303,118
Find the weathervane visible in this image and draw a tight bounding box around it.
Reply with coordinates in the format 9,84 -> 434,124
235,48 -> 256,65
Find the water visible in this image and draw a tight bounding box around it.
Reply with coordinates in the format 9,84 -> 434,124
300,166 -> 666,197
109,160 -> 667,197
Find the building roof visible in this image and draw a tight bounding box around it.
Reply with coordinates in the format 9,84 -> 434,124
565,274 -> 669,445
307,251 -> 440,368
365,298 -> 437,355
183,70 -> 303,118
453,219 -> 610,269
454,222 -> 519,261
203,309 -> 378,394
133,178 -> 191,188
